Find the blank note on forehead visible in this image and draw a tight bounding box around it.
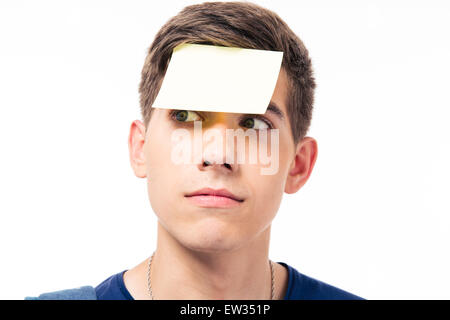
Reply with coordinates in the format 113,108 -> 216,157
151,43 -> 284,114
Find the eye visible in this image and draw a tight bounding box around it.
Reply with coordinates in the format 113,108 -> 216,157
240,116 -> 273,130
170,110 -> 203,123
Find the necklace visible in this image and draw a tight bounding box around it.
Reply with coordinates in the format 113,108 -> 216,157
147,251 -> 275,300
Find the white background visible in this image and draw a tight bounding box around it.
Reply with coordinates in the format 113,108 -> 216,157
1,0 -> 449,300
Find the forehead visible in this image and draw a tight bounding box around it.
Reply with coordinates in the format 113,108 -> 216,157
152,43 -> 285,115
152,67 -> 289,122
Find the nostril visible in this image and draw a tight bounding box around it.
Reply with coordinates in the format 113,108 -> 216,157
202,160 -> 232,170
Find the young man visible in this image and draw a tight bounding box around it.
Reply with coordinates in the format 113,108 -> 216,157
26,1 -> 363,300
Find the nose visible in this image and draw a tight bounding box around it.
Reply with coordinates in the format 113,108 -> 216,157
196,121 -> 237,173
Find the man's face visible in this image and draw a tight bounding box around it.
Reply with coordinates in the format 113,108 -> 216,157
130,68 -> 312,253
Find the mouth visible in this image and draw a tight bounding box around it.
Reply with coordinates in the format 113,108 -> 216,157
185,188 -> 244,202
184,188 -> 245,208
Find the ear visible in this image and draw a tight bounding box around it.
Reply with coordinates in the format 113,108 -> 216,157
284,136 -> 318,194
128,120 -> 147,178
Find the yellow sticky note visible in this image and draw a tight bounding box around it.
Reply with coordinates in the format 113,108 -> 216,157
152,43 -> 283,114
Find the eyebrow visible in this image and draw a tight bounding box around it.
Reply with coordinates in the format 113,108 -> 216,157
265,101 -> 285,122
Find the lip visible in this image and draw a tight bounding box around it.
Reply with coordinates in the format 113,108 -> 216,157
184,188 -> 245,208
185,188 -> 244,202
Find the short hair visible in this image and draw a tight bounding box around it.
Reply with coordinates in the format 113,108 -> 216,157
139,1 -> 316,146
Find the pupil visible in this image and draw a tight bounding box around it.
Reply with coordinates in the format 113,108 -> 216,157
176,110 -> 188,121
244,118 -> 254,128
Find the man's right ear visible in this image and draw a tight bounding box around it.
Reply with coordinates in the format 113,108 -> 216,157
128,120 -> 147,178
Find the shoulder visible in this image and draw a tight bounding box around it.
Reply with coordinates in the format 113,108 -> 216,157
24,285 -> 97,300
279,262 -> 365,300
95,270 -> 133,300
24,269 -> 129,300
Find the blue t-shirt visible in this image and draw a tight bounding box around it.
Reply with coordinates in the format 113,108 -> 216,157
95,262 -> 364,300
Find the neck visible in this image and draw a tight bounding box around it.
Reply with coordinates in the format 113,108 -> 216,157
149,221 -> 274,300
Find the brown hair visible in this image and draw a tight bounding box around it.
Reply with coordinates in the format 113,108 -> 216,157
139,1 -> 316,146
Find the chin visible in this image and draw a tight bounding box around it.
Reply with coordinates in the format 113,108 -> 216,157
178,223 -> 245,253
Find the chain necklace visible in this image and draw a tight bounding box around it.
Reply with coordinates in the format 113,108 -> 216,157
147,251 -> 275,300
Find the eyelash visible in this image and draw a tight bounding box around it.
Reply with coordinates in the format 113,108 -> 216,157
169,109 -> 274,129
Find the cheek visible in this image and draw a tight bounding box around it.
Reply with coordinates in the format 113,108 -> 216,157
145,124 -> 176,174
250,175 -> 285,222
247,136 -> 292,225
144,127 -> 180,215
